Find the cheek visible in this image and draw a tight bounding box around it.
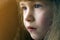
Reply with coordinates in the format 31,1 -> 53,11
34,9 -> 47,26
23,9 -> 30,27
23,15 -> 28,27
23,9 -> 28,21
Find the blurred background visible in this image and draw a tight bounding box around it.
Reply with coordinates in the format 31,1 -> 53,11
0,0 -> 19,40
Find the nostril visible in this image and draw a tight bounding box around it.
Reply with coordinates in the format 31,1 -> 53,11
26,18 -> 31,22
27,19 -> 31,21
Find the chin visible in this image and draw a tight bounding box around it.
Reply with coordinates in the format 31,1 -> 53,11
30,33 -> 43,40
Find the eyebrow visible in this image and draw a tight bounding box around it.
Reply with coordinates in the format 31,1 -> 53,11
21,3 -> 24,5
20,1 -> 47,8
20,2 -> 24,5
20,2 -> 26,8
20,2 -> 41,6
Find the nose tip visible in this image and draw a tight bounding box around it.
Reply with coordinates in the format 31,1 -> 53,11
26,15 -> 35,22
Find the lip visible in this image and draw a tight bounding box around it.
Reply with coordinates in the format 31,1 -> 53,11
27,26 -> 37,32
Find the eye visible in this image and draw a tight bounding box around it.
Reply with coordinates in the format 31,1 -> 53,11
22,6 -> 27,10
34,4 -> 43,8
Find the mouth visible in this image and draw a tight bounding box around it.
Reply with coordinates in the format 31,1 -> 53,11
27,26 -> 37,32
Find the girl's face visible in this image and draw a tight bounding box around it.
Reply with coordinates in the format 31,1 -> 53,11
20,1 -> 53,40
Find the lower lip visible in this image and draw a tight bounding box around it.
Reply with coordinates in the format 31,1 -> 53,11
27,27 -> 36,32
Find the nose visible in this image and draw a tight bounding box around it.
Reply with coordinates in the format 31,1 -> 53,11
26,15 -> 35,22
26,10 -> 35,22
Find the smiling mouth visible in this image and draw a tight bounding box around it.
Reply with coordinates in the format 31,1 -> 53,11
27,26 -> 37,32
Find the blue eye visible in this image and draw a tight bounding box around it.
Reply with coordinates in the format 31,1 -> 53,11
34,4 -> 43,8
22,7 -> 27,10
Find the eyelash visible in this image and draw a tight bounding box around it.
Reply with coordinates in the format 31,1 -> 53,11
34,4 -> 43,8
22,7 -> 27,10
22,4 -> 43,10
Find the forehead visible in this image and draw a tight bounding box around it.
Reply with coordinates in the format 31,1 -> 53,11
19,0 -> 53,4
19,0 -> 52,1
20,1 -> 44,5
20,1 -> 51,5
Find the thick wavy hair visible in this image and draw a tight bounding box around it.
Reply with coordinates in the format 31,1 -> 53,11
14,0 -> 60,40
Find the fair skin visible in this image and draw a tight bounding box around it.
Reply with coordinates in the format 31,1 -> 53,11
20,1 -> 53,40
